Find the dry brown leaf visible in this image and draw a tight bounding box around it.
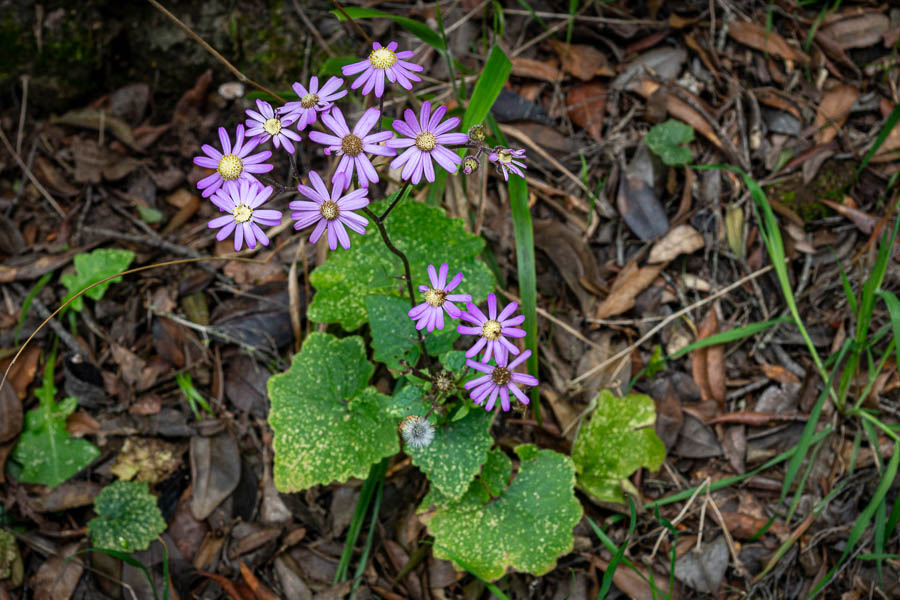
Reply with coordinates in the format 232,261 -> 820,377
754,87 -> 802,120
510,57 -> 560,82
762,364 -> 801,384
648,224 -> 705,264
566,81 -> 606,142
821,13 -> 889,49
595,260 -> 663,319
2,345 -> 41,399
633,79 -> 722,149
549,40 -> 613,81
591,555 -> 672,600
34,155 -> 80,197
692,306 -> 726,409
728,21 -> 807,63
819,197 -> 876,234
814,84 -> 859,144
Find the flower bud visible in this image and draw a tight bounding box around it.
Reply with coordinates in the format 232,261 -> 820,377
467,124 -> 486,143
462,155 -> 479,175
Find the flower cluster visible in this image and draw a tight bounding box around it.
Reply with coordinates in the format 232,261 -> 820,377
191,41 -> 536,426
408,264 -> 537,412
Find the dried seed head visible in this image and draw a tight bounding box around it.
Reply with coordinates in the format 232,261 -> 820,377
468,124 -> 486,143
433,370 -> 454,394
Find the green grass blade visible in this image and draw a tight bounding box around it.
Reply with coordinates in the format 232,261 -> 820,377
809,440 -> 900,597
14,272 -> 52,345
508,174 -> 539,421
351,458 -> 386,591
859,101 -> 900,174
74,547 -> 163,600
668,317 -> 791,360
334,458 -> 388,583
331,7 -> 446,50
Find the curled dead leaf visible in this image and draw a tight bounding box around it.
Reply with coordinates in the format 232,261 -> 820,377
821,13 -> 889,49
595,260 -> 664,319
566,82 -> 606,142
511,57 -> 560,82
549,40 -> 613,81
648,224 -> 705,264
728,21 -> 807,63
814,84 -> 859,144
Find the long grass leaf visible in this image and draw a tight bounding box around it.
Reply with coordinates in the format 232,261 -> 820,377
859,101 -> 900,174
331,7 -> 446,50
668,317 -> 791,360
335,458 -> 388,583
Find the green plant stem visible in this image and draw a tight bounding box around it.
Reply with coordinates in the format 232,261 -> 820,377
850,409 -> 900,442
329,0 -> 374,45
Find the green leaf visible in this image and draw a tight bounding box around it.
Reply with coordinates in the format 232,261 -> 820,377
60,248 -> 135,311
366,295 -> 459,371
88,481 -> 166,552
420,445 -> 582,581
572,390 -> 666,504
508,173 -> 539,413
267,333 -> 398,492
319,56 -> 359,78
331,7 -> 446,50
386,385 -> 492,500
308,199 -> 494,331
11,363 -> 99,489
645,119 -> 695,166
463,45 -> 512,131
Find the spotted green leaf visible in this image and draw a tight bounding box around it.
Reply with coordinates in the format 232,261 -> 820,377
387,384 -> 492,500
268,333 -> 398,492
60,248 -> 135,311
645,119 -> 694,166
308,198 -> 495,331
420,445 -> 582,581
572,390 -> 666,504
88,481 -> 166,552
366,295 -> 459,371
10,361 -> 99,489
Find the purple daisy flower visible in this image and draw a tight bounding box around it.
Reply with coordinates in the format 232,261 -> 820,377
408,263 -> 472,332
488,147 -> 527,181
193,125 -> 274,198
458,293 -> 526,364
465,350 -> 538,412
279,76 -> 347,130
308,107 -> 395,189
342,41 -> 424,98
289,171 -> 369,250
208,180 -> 282,252
245,100 -> 303,154
386,101 -> 469,184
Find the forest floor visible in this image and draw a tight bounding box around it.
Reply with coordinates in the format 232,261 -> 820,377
2,1 -> 900,599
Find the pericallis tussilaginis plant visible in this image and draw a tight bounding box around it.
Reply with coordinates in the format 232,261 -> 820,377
192,38 -> 583,581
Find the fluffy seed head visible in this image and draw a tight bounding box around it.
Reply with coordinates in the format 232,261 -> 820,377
491,366 -> 511,386
399,415 -> 435,449
341,134 -> 363,156
415,131 -> 437,152
369,47 -> 397,69
232,204 -> 253,223
425,288 -> 447,307
217,154 -> 243,180
319,200 -> 339,221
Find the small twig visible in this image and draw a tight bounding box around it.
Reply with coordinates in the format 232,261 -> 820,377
146,0 -> 287,103
16,75 -> 28,157
330,0 -> 373,46
290,0 -> 336,58
0,125 -> 65,218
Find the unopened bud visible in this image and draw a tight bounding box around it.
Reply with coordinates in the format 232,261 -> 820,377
468,124 -> 486,143
463,155 -> 479,175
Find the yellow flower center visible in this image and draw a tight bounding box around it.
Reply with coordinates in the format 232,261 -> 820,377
217,154 -> 243,180
263,118 -> 282,136
232,203 -> 253,223
301,93 -> 319,109
369,47 -> 397,69
341,134 -> 363,157
320,200 -> 339,221
424,288 -> 446,307
497,149 -> 513,164
481,320 -> 502,341
415,131 -> 437,152
491,367 -> 511,386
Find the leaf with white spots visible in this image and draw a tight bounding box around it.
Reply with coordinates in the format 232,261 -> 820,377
60,248 -> 135,311
267,333 -> 398,492
10,363 -> 99,489
571,390 -> 666,504
308,196 -> 495,330
366,295 -> 459,371
419,445 -> 582,581
88,481 -> 166,552
387,385 -> 492,500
